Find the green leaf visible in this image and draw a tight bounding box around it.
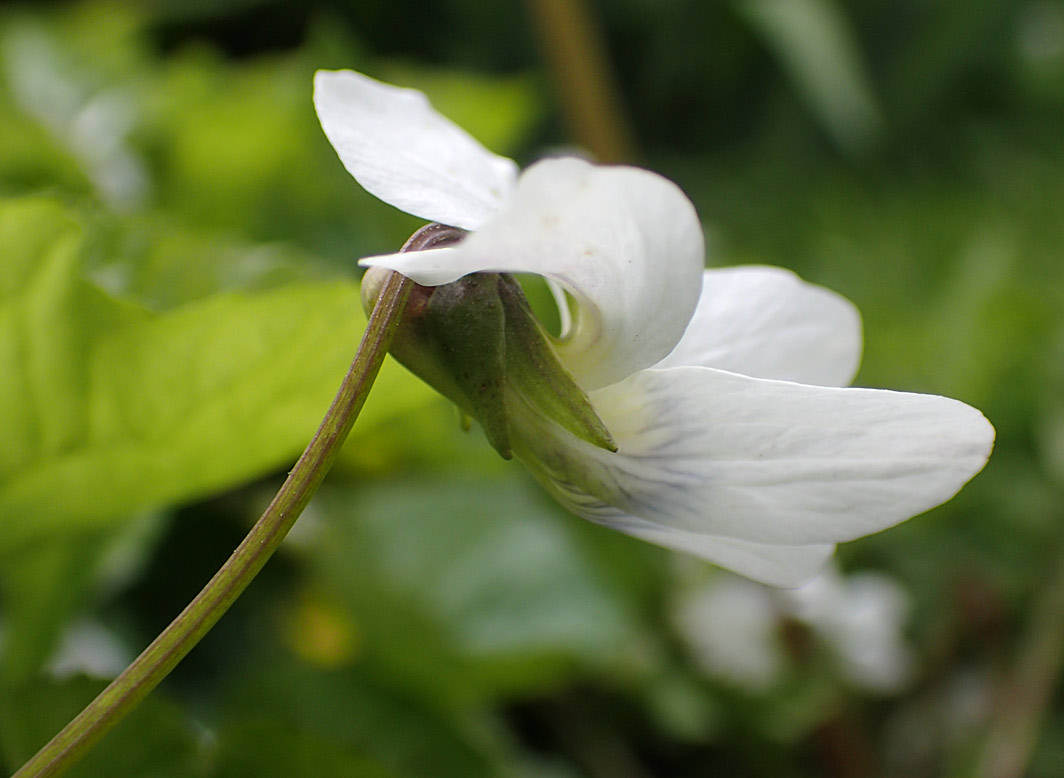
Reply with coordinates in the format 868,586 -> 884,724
737,0 -> 883,152
0,12 -> 150,208
0,676 -> 201,778
83,214 -> 342,311
0,535 -> 107,685
0,196 -> 427,554
211,718 -> 401,778
313,474 -> 637,703
218,662 -> 498,778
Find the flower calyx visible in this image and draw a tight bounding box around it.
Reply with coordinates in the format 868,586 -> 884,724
361,223 -> 616,460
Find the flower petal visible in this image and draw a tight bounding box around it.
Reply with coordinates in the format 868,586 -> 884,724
517,366 -> 994,550
619,519 -> 836,587
655,266 -> 863,386
314,69 -> 518,230
363,157 -> 706,389
516,423 -> 835,585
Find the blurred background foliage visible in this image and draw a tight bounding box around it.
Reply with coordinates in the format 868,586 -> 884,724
0,0 -> 1063,776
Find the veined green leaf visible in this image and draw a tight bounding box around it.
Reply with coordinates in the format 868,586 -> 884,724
0,197 -> 428,554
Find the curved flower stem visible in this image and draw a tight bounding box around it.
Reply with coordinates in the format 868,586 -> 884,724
12,272 -> 413,778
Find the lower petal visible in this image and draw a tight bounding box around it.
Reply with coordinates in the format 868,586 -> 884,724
615,517 -> 836,587
517,433 -> 835,585
517,366 -> 994,551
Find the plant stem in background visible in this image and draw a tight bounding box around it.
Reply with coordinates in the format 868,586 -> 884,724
525,0 -> 637,163
975,539 -> 1064,778
12,272 -> 414,778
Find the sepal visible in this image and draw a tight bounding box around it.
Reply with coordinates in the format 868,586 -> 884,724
498,275 -> 616,453
361,245 -> 615,459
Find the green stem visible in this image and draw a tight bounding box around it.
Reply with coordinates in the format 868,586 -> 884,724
525,0 -> 637,163
974,538 -> 1064,778
12,272 -> 413,778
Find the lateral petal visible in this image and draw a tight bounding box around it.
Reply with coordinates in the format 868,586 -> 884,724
363,157 -> 706,389
314,69 -> 518,230
656,266 -> 863,387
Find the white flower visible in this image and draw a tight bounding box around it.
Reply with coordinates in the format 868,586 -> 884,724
672,574 -> 785,691
314,69 -> 995,587
673,565 -> 914,693
782,565 -> 914,691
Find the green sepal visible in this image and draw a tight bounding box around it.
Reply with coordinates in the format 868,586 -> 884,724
364,260 -> 615,461
498,276 -> 617,453
423,274 -> 512,458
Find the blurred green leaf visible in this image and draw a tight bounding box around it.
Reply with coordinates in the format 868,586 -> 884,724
737,0 -> 882,152
0,676 -> 200,778
0,81 -> 89,198
0,12 -> 149,208
219,660 -> 499,778
83,214 -> 340,311
313,475 -> 638,703
146,49 -> 339,241
0,536 -> 106,684
211,718 -> 401,778
0,196 -> 423,553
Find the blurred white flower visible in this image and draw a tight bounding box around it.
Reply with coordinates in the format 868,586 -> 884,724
46,619 -> 132,680
673,575 -> 785,690
315,69 -> 994,587
674,565 -> 913,692
2,25 -> 148,209
783,566 -> 914,691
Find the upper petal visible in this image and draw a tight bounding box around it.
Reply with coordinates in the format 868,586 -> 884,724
314,69 -> 519,230
655,266 -> 863,387
518,366 -> 994,549
362,157 -> 706,389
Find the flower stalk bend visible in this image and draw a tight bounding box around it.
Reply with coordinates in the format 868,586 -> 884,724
12,271 -> 413,778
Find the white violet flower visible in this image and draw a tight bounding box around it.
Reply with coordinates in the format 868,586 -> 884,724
782,565 -> 915,691
314,69 -> 995,587
673,565 -> 914,692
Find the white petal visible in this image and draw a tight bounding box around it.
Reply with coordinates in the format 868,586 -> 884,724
655,266 -> 863,387
314,69 -> 518,230
622,520 -> 836,587
360,244 -> 465,282
518,366 -> 994,550
363,157 -> 706,389
517,430 -> 835,585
